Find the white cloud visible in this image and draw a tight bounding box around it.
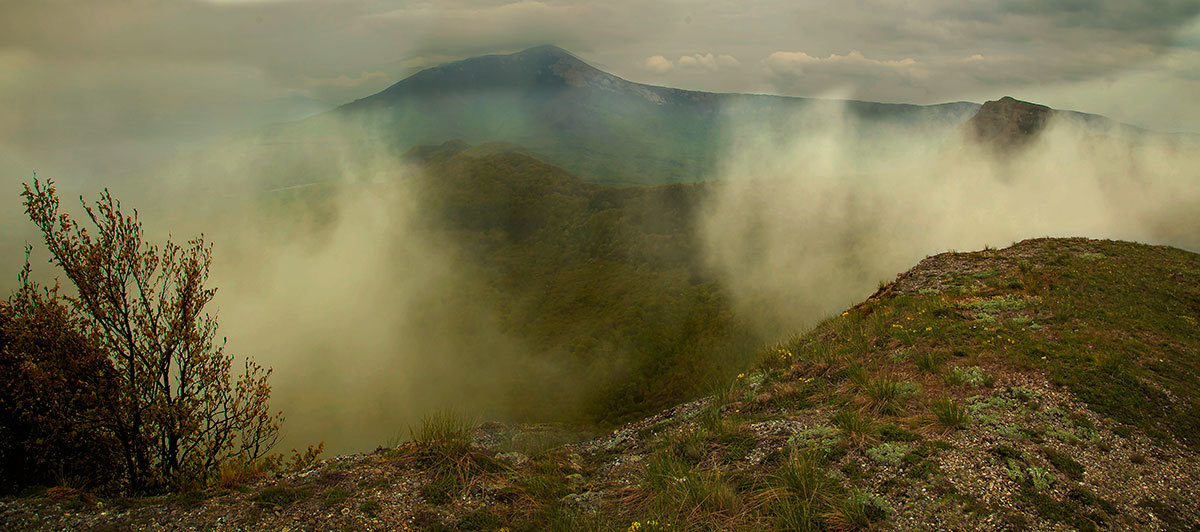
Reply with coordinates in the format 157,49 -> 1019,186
764,50 -> 921,76
643,55 -> 673,73
677,53 -> 740,71
761,50 -> 933,101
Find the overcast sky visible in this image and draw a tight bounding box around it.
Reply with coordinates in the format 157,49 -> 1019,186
3,0 -> 1199,182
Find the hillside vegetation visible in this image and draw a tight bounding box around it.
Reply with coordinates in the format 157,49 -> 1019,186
7,237 -> 1198,531
417,143 -> 761,425
269,140 -> 759,427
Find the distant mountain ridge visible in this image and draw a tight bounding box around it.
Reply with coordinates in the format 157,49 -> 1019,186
320,45 -> 981,185
196,46 -> 1182,190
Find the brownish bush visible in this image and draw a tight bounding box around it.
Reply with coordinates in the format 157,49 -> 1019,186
9,180 -> 283,493
0,265 -> 120,493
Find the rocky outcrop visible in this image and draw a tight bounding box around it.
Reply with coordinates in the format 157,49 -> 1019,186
965,96 -> 1054,148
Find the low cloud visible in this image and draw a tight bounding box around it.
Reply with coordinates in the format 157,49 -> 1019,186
701,99 -> 1200,338
643,55 -> 673,73
763,50 -> 929,101
764,50 -> 924,78
678,53 -> 739,71
644,53 -> 739,74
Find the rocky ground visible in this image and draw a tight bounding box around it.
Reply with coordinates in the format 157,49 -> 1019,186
3,237 -> 1199,531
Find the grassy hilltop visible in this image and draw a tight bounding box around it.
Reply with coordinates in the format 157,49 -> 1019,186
6,237 -> 1198,531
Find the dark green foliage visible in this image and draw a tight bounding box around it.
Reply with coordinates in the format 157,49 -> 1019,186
377,148 -> 762,427
878,423 -> 920,442
320,487 -> 350,508
902,441 -> 949,480
1040,447 -> 1085,480
717,432 -> 756,463
517,457 -> 571,503
863,377 -> 906,414
253,485 -> 309,508
990,445 -> 1024,462
514,505 -> 608,532
1137,496 -> 1197,531
169,490 -> 208,510
1017,487 -> 1108,531
1068,413 -> 1095,433
359,498 -> 382,516
773,497 -> 823,532
420,475 -> 458,505
836,491 -> 893,527
458,508 -> 506,530
840,461 -> 866,481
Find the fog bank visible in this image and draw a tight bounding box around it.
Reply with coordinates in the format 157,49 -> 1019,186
702,99 -> 1200,339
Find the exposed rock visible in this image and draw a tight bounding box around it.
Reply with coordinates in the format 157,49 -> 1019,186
965,96 -> 1054,149
495,451 -> 529,467
470,421 -> 513,452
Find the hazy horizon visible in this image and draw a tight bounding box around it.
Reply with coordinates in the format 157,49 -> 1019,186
3,1 -> 1200,186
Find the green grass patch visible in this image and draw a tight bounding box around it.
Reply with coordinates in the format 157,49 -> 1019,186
931,398 -> 971,430
1040,447 -> 1085,480
320,487 -> 351,508
914,351 -> 947,373
865,443 -> 910,466
788,425 -> 841,454
358,498 -> 382,517
253,485 -> 310,508
458,508 -> 506,530
641,450 -> 743,522
878,423 -> 920,442
831,410 -> 876,446
420,475 -> 459,505
717,431 -> 757,463
966,294 -> 1041,314
944,366 -> 994,388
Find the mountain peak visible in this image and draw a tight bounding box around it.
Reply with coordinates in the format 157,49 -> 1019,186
350,45 -> 610,103
965,96 -> 1053,148
513,44 -> 576,59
